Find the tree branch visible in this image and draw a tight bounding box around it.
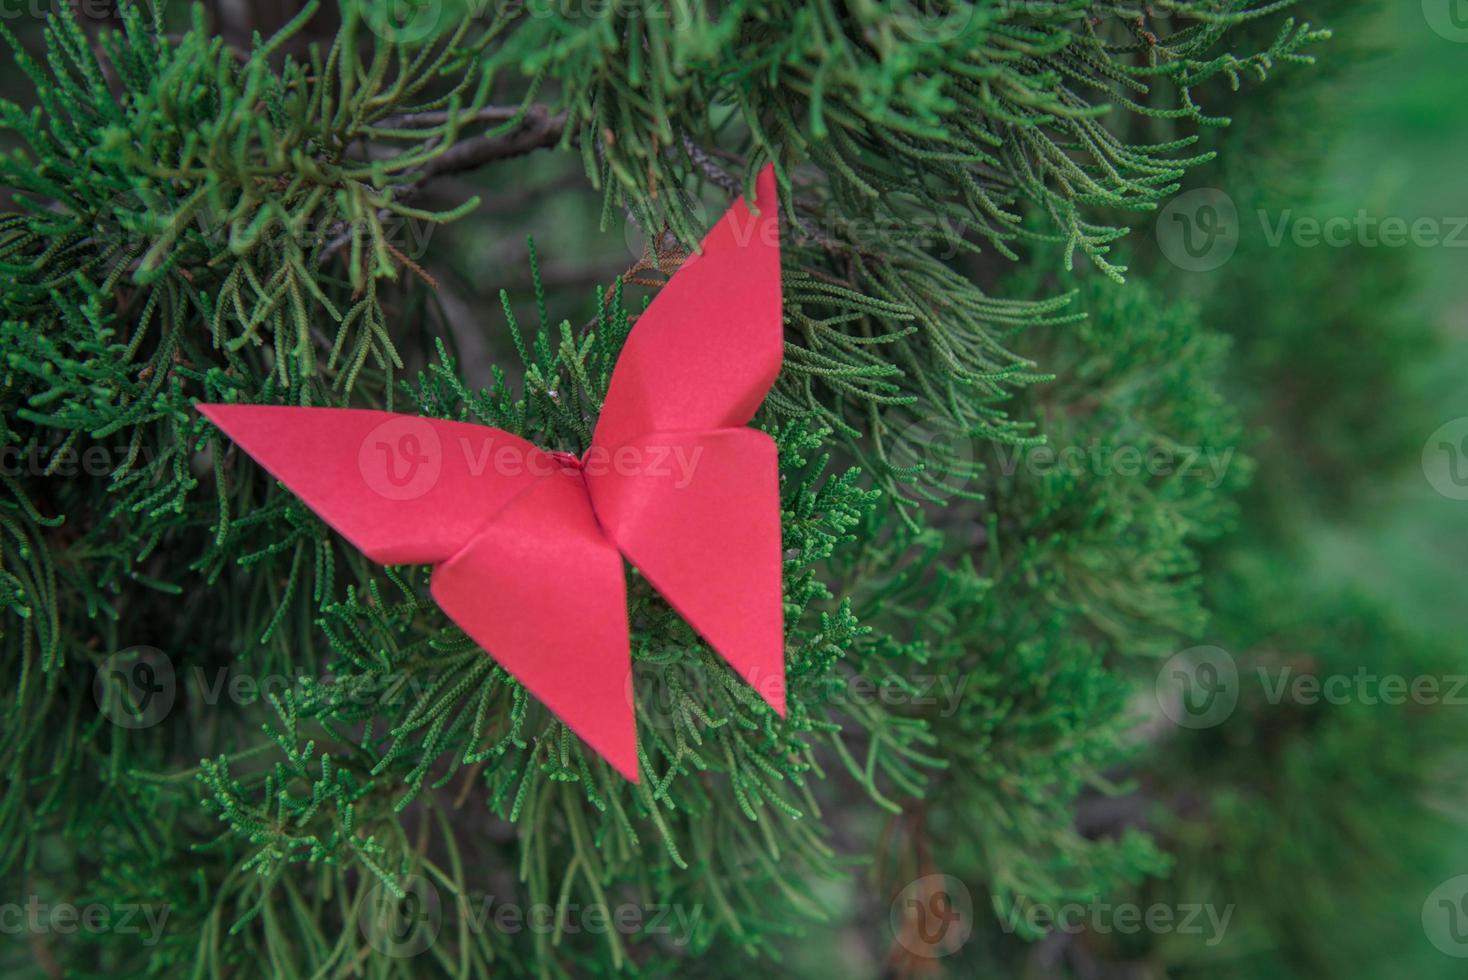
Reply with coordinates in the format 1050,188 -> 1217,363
414,106 -> 568,181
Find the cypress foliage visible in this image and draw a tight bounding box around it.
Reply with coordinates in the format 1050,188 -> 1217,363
4,2 -> 1451,978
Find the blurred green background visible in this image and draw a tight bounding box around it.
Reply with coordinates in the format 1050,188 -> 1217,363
1302,0 -> 1468,641
1125,3 -> 1468,974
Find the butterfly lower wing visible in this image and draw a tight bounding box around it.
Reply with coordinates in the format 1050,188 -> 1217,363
198,405 -> 542,565
584,428 -> 785,715
430,472 -> 639,780
591,165 -> 783,453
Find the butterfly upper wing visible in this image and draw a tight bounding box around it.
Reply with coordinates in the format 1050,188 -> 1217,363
198,405 -> 543,565
430,472 -> 638,780
586,165 -> 787,717
590,164 -> 783,454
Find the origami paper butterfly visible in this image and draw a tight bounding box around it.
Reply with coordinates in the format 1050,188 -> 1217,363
198,166 -> 785,781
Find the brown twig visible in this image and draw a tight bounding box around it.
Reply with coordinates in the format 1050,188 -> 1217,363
413,107 -> 569,182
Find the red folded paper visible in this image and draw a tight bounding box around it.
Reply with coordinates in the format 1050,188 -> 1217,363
198,165 -> 785,781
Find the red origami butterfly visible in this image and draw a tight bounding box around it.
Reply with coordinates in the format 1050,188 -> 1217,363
198,166 -> 785,781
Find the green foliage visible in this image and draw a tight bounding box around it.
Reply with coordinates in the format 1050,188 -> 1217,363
8,2 -> 1449,979
1138,555 -> 1468,980
1,2 -> 495,383
0,1 -> 1329,518
5,234 -> 930,974
1055,3 -> 1468,978
889,269 -> 1247,965
489,0 -> 1325,503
